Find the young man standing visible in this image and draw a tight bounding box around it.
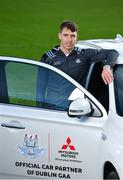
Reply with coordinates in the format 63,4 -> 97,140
37,20 -> 119,110
40,20 -> 119,86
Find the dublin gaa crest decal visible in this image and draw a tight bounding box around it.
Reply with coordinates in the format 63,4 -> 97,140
18,134 -> 46,158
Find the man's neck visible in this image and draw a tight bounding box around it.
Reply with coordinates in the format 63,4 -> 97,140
60,46 -> 74,55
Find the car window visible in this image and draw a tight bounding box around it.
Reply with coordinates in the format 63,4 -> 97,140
0,61 -> 76,111
5,61 -> 37,106
36,66 -> 75,110
87,62 -> 109,113
0,61 -> 9,103
114,64 -> 123,116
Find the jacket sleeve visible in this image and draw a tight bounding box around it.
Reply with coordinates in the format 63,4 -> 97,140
40,54 -> 49,63
40,45 -> 59,63
85,49 -> 119,67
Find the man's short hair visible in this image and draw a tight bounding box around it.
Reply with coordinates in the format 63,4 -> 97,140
60,20 -> 78,32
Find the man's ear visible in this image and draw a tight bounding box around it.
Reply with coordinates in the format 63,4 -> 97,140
58,32 -> 61,40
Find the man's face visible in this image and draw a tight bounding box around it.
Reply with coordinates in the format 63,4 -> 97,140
58,27 -> 77,52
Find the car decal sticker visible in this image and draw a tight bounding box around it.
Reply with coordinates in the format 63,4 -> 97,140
18,134 -> 46,158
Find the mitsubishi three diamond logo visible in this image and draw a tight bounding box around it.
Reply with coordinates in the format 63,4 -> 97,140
55,136 -> 82,163
61,137 -> 76,150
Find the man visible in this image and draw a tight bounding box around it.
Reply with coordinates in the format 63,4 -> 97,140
40,20 -> 119,86
37,20 -> 119,110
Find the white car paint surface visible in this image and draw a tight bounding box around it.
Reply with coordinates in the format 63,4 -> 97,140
0,34 -> 123,179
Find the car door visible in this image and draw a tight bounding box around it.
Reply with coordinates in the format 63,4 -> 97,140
0,57 -> 107,179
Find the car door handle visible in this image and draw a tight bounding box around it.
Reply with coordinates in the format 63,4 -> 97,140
1,122 -> 25,129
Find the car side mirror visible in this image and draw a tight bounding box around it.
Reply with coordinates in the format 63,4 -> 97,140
68,98 -> 92,117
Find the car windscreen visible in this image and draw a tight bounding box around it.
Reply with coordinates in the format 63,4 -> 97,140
114,64 -> 123,116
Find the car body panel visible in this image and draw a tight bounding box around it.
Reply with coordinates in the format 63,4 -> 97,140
0,57 -> 107,179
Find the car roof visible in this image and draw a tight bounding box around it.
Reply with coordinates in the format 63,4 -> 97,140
76,34 -> 123,64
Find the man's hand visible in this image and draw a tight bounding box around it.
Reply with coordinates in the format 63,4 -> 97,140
101,66 -> 114,85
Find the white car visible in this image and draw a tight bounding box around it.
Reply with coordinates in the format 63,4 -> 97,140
0,34 -> 123,179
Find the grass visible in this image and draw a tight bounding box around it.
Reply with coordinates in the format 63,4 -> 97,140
0,0 -> 123,60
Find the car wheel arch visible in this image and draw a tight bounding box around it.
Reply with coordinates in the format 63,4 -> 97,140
103,161 -> 119,179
